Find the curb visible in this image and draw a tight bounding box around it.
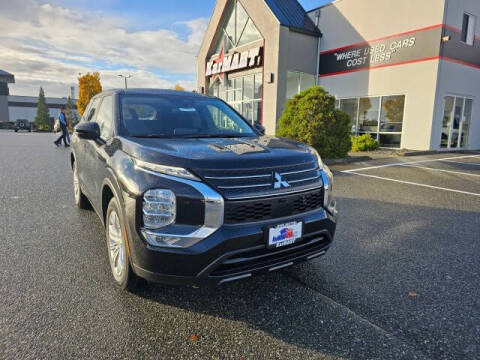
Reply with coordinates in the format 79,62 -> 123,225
398,149 -> 480,157
325,156 -> 372,165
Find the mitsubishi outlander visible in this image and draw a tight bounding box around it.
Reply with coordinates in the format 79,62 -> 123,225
71,89 -> 337,290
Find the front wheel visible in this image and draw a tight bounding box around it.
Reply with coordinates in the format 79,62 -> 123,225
73,161 -> 89,209
106,197 -> 139,291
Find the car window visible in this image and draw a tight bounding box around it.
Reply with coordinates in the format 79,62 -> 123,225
120,95 -> 254,138
95,96 -> 114,139
85,98 -> 101,122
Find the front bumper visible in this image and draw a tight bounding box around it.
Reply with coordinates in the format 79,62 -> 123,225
124,192 -> 337,286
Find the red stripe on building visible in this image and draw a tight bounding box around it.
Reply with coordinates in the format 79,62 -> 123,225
320,24 -> 444,55
440,56 -> 480,69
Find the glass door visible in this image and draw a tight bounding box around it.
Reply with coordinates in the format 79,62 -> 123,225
440,96 -> 473,149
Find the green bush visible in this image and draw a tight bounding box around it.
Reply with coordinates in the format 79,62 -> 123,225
277,86 -> 351,159
350,134 -> 380,152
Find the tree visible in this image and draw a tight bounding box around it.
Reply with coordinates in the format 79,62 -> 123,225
66,96 -> 79,128
34,87 -> 50,131
77,72 -> 102,116
173,84 -> 185,91
277,86 -> 351,159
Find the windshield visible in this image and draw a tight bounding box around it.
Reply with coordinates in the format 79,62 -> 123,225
120,95 -> 256,138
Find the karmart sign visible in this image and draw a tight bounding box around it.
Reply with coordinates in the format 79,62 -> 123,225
206,46 -> 263,77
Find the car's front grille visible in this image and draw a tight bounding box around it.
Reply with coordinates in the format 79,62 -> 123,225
195,161 -> 323,199
209,232 -> 331,278
224,188 -> 324,223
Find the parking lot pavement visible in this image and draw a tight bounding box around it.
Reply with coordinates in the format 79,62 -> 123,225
0,131 -> 479,359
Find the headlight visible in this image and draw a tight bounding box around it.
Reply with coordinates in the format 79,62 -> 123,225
309,147 -> 336,215
143,189 -> 176,229
134,158 -> 199,181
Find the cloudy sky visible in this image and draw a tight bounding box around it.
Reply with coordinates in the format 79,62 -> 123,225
0,0 -> 330,98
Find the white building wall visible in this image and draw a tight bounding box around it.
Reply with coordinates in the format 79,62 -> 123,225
314,0 -> 447,150
431,0 -> 480,150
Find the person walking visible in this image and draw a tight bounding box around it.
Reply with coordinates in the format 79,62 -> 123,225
54,106 -> 70,147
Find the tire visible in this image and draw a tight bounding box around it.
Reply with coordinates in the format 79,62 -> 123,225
105,197 -> 139,291
14,129 -> 18,133
72,161 -> 90,209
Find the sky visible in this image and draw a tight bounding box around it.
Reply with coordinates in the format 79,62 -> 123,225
0,0 -> 331,98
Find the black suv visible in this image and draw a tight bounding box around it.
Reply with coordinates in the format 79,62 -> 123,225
71,89 -> 337,290
14,119 -> 31,132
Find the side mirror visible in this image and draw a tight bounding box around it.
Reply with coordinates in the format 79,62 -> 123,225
253,122 -> 265,135
75,122 -> 100,140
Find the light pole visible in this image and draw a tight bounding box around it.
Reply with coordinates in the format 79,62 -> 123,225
118,74 -> 133,89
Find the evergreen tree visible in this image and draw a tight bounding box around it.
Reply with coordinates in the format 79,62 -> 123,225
34,87 -> 50,130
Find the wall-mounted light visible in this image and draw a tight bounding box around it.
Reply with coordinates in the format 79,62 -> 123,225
267,73 -> 275,84
442,35 -> 452,43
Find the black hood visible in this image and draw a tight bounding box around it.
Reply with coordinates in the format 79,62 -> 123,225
120,135 -> 316,171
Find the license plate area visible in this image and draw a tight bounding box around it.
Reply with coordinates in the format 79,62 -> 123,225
267,221 -> 303,248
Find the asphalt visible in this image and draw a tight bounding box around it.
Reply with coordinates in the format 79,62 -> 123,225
0,131 -> 479,359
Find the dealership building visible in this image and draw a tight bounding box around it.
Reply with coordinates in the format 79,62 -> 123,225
0,69 -> 77,124
197,0 -> 480,150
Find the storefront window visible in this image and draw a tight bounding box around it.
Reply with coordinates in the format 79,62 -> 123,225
337,94 -> 406,148
339,98 -> 358,133
210,0 -> 262,55
358,97 -> 380,133
380,95 -> 405,132
286,71 -> 316,100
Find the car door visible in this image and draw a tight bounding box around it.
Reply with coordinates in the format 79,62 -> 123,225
83,95 -> 115,208
74,98 -> 100,197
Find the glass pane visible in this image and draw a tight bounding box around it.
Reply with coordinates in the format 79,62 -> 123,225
300,73 -> 315,92
379,134 -> 401,148
243,75 -> 254,101
380,95 -> 405,132
253,100 -> 262,124
225,4 -> 236,46
238,18 -> 262,46
461,99 -> 472,147
96,96 -> 113,139
234,78 -> 242,101
453,97 -> 463,130
286,71 -> 299,100
254,74 -> 262,99
358,97 -> 380,132
242,101 -> 253,123
339,98 -> 358,134
450,131 -> 459,148
236,3 -> 249,44
441,96 -> 454,148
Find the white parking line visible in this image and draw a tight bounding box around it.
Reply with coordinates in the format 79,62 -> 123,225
343,172 -> 480,197
342,154 -> 480,173
439,160 -> 480,166
402,165 -> 480,177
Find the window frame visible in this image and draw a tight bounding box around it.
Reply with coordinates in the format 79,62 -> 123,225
93,95 -> 114,140
461,12 -> 476,46
336,94 -> 406,149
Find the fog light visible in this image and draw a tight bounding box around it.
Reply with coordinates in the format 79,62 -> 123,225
143,189 -> 176,229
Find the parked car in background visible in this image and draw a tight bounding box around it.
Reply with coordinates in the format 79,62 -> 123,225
71,89 -> 337,291
14,119 -> 31,132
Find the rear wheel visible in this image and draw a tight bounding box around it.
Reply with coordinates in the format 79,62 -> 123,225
73,161 -> 89,209
106,197 -> 138,291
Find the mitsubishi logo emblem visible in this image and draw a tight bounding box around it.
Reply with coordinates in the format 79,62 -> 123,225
273,172 -> 290,189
